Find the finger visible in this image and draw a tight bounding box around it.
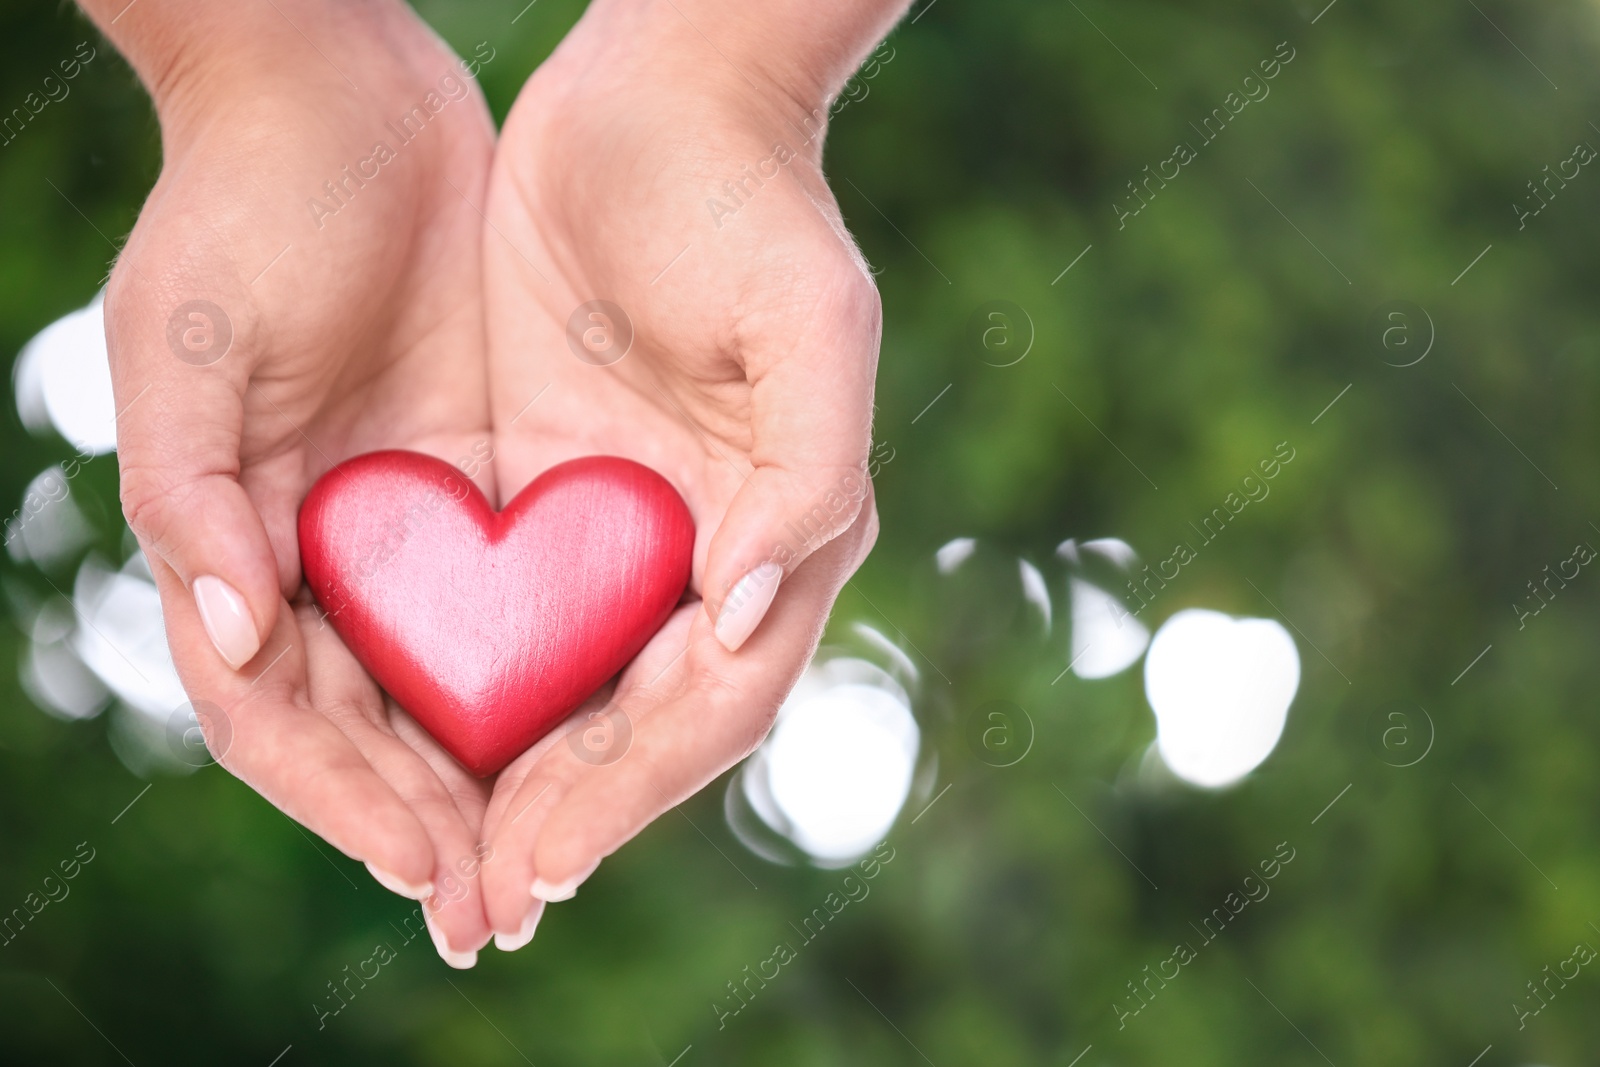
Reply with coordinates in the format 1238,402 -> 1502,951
528,518 -> 869,890
106,241 -> 280,674
480,753 -> 570,936
149,562 -> 439,888
493,898 -> 546,953
226,691 -> 438,886
286,600 -> 494,966
477,690 -> 626,936
479,608 -> 696,936
700,232 -> 881,652
382,707 -> 495,968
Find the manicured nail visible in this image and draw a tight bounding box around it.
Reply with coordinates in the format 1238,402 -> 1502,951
364,862 -> 433,902
714,562 -> 781,652
494,901 -> 545,952
193,575 -> 260,670
531,861 -> 597,903
424,911 -> 478,970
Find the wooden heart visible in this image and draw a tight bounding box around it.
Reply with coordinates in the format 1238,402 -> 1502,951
298,451 -> 695,776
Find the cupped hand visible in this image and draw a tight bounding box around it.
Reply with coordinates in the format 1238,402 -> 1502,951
99,2 -> 499,963
473,7 -> 883,942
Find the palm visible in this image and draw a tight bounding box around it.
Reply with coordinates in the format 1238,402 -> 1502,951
473,32 -> 879,933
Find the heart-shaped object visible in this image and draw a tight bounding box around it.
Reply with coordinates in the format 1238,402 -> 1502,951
298,451 -> 695,776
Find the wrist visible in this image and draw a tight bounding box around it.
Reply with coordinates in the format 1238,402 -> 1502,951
76,0 -> 417,138
570,0 -> 909,130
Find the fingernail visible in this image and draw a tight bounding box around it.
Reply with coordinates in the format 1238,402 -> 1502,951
193,575 -> 260,670
531,861 -> 598,903
494,901 -> 545,952
424,911 -> 478,970
364,862 -> 433,902
714,562 -> 782,652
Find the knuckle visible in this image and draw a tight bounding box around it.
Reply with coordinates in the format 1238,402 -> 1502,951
697,664 -> 781,760
814,229 -> 881,322
834,255 -> 882,322
856,502 -> 881,559
739,699 -> 783,760
117,461 -> 177,539
118,464 -> 214,555
798,244 -> 880,337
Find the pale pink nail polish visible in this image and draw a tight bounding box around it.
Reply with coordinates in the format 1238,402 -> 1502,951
193,575 -> 260,670
531,861 -> 598,903
424,910 -> 478,970
494,901 -> 546,952
714,562 -> 781,652
364,862 -> 433,902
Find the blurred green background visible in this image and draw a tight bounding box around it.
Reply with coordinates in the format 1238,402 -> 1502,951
4,0 -> 1600,1063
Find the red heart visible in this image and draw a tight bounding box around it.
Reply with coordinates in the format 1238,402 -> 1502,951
297,451 -> 695,776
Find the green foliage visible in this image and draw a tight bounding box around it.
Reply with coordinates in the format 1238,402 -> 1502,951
3,0 -> 1599,1062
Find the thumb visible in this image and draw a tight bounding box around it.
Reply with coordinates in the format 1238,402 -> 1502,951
702,267 -> 881,652
107,275 -> 280,673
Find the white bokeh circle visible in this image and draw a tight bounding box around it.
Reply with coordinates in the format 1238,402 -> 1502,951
1144,608 -> 1300,788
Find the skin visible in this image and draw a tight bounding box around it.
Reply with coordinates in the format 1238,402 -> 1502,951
79,0 -> 906,960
